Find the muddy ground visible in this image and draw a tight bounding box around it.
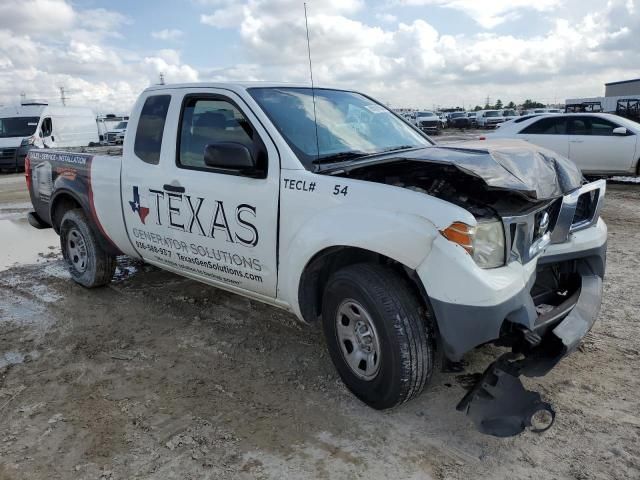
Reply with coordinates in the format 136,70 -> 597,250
0,168 -> 639,480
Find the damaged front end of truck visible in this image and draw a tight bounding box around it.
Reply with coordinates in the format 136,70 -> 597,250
326,141 -> 607,436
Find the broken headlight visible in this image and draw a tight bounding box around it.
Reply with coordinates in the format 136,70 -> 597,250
441,219 -> 505,269
472,219 -> 505,269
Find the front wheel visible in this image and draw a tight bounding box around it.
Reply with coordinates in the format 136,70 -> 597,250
60,209 -> 116,288
322,264 -> 434,409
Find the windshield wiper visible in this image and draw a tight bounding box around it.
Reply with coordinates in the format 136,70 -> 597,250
377,145 -> 420,153
313,145 -> 423,166
312,151 -> 369,164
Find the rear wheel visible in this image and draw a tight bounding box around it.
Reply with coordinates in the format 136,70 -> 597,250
322,264 -> 434,409
60,209 -> 116,288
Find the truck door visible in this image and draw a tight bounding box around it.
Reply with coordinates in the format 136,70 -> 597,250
122,89 -> 280,299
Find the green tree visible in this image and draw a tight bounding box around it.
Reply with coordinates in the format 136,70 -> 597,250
495,99 -> 503,110
522,99 -> 545,109
506,101 -> 516,109
473,105 -> 483,111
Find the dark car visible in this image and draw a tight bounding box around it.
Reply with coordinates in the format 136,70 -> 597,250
448,112 -> 471,129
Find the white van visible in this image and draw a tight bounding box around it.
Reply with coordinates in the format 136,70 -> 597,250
0,102 -> 99,171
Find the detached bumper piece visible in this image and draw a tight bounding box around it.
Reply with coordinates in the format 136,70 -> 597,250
457,274 -> 602,437
456,353 -> 555,437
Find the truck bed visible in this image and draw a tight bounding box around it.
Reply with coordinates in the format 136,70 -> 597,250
25,148 -> 127,257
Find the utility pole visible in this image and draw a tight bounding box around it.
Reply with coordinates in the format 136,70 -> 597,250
485,95 -> 491,108
59,86 -> 68,106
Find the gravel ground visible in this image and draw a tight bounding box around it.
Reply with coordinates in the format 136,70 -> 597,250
0,165 -> 639,479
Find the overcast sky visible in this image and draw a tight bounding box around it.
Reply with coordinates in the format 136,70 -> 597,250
0,0 -> 637,113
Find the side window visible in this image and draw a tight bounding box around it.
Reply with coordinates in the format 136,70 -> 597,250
177,96 -> 266,176
567,118 -> 589,135
41,118 -> 52,137
134,95 -> 171,165
589,118 -> 619,136
520,117 -> 566,135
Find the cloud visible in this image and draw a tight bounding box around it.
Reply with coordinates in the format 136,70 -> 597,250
0,0 -> 75,34
196,0 -> 640,109
151,29 -> 184,41
0,0 -> 639,114
0,1 -> 199,113
396,0 -> 561,29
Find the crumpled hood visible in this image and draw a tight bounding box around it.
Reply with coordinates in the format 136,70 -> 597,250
342,139 -> 584,201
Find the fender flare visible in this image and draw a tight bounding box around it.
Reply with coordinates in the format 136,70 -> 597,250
279,207 -> 440,319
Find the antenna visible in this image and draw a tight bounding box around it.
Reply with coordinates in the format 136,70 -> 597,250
304,3 -> 321,165
159,72 -> 166,85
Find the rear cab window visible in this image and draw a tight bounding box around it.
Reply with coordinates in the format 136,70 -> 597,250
134,95 -> 171,165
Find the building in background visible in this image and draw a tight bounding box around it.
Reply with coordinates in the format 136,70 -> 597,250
566,78 -> 640,121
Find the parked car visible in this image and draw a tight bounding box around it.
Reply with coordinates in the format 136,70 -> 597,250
0,102 -> 98,171
486,112 -> 640,176
106,120 -> 128,144
476,110 -> 505,128
447,111 -> 471,129
466,112 -> 478,128
414,111 -> 441,135
501,109 -> 519,121
24,83 -> 607,436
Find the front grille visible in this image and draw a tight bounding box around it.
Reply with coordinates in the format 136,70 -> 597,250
533,199 -> 561,243
503,200 -> 559,264
420,120 -> 438,128
106,133 -> 118,142
573,190 -> 597,225
0,148 -> 17,161
550,180 -> 606,244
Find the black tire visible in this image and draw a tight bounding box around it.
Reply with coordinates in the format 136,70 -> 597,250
322,264 -> 433,409
60,209 -> 116,288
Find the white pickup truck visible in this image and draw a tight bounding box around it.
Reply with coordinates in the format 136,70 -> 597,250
25,83 -> 608,436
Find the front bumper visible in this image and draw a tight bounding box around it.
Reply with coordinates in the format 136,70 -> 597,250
418,208 -> 607,435
0,145 -> 30,169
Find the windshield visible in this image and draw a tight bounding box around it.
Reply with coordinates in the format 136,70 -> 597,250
249,87 -> 431,169
0,117 -> 39,138
450,112 -> 465,118
467,112 -> 476,117
485,111 -> 501,117
115,121 -> 128,129
417,111 -> 435,117
502,110 -> 517,116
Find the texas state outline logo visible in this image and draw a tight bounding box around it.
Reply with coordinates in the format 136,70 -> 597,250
129,186 -> 150,224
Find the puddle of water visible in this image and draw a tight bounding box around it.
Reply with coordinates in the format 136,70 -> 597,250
0,217 -> 60,271
0,350 -> 39,369
0,202 -> 33,221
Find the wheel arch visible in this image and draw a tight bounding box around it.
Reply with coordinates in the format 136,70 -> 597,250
50,190 -> 119,255
50,189 -> 86,233
296,245 -> 433,326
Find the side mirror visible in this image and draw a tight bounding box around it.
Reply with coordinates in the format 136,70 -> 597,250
612,126 -> 628,136
204,142 -> 256,171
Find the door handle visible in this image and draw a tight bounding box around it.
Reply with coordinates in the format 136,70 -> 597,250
163,183 -> 185,193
